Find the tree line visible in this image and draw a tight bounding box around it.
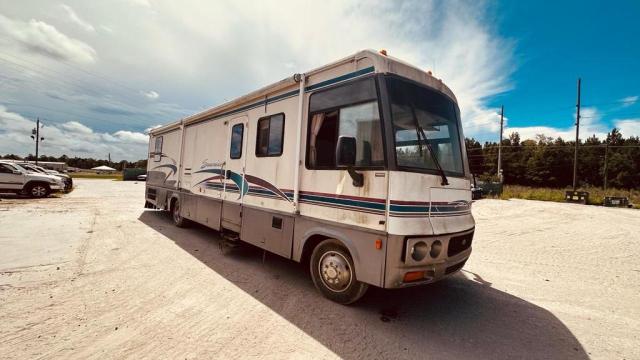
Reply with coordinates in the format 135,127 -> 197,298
466,128 -> 640,189
3,127 -> 639,189
0,153 -> 148,171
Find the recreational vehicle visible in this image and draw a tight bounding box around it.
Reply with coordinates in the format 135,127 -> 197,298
145,50 -> 474,304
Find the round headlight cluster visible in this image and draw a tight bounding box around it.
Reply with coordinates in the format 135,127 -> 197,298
411,241 -> 429,261
411,240 -> 443,262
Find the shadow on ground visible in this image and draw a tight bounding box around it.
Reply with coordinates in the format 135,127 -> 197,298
138,210 -> 588,359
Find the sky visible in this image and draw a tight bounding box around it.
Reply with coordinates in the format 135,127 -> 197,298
0,0 -> 638,161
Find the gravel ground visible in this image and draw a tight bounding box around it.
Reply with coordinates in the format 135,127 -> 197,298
1,179 -> 639,359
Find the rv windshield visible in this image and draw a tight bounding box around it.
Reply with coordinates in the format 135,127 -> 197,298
387,76 -> 464,177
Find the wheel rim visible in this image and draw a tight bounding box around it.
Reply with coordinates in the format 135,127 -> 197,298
32,186 -> 46,197
173,202 -> 181,223
318,250 -> 353,293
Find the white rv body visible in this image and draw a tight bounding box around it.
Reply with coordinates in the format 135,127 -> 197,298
146,50 -> 474,297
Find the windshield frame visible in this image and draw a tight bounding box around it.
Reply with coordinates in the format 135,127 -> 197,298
382,74 -> 466,178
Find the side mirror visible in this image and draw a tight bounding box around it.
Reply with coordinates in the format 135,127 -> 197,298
336,136 -> 357,167
335,136 -> 363,187
13,170 -> 22,174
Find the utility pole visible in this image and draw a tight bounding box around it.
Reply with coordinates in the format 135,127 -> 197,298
572,78 -> 581,191
497,105 -> 504,182
603,143 -> 609,191
30,118 -> 44,165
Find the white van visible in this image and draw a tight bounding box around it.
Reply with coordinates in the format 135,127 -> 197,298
145,50 -> 474,303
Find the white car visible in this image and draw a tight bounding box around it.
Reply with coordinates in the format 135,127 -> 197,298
0,161 -> 65,198
16,163 -> 73,192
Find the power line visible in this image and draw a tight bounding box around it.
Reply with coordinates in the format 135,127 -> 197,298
0,55 -> 191,117
0,51 -> 142,97
0,57 -> 103,97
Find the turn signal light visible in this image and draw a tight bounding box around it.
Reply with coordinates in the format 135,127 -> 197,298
403,271 -> 425,283
375,239 -> 382,250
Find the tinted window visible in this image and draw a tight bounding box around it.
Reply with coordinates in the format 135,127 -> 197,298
307,78 -> 384,169
0,164 -> 13,173
256,113 -> 285,157
230,124 -> 244,159
309,77 -> 377,113
154,136 -> 163,162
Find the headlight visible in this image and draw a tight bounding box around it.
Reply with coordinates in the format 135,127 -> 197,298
411,241 -> 429,261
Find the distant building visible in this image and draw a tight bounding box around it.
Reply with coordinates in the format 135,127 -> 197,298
91,165 -> 117,173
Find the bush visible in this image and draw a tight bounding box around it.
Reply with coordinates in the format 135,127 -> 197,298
495,185 -> 639,209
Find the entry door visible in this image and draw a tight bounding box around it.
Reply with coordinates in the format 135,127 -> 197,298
221,115 -> 248,232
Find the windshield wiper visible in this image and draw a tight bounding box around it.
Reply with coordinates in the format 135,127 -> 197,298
410,105 -> 449,186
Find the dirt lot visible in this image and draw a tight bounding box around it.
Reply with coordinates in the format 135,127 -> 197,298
1,180 -> 639,359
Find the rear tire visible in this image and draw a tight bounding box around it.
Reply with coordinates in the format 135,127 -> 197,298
310,239 -> 368,304
171,198 -> 188,227
27,183 -> 51,198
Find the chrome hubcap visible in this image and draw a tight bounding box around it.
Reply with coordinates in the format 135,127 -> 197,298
318,251 -> 352,292
32,186 -> 46,196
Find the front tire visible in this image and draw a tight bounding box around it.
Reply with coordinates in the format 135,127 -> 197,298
310,239 -> 368,304
27,183 -> 51,198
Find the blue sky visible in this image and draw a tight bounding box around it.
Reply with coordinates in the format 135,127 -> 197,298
0,0 -> 638,160
488,1 -> 640,139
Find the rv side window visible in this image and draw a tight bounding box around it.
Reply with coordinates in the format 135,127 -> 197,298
256,113 -> 285,157
230,124 -> 244,159
307,77 -> 384,169
153,136 -> 163,162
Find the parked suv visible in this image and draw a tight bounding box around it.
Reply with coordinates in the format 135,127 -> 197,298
16,162 -> 73,192
0,161 -> 65,198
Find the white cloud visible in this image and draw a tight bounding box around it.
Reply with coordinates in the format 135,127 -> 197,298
124,0 -> 513,135
620,96 -> 638,108
60,121 -> 93,134
505,107 -> 609,141
0,13 -> 96,63
113,130 -> 149,144
60,4 -> 95,32
142,90 -> 159,100
100,25 -> 114,33
0,105 -> 147,160
126,0 -> 152,7
614,119 -> 640,137
0,1 -> 516,158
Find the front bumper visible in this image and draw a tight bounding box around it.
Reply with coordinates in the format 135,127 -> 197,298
63,178 -> 73,191
383,228 -> 474,288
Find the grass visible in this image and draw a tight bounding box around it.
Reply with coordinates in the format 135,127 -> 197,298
70,172 -> 123,180
495,185 -> 640,209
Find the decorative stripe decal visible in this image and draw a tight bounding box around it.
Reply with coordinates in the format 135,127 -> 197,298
151,164 -> 178,182
192,168 -> 470,218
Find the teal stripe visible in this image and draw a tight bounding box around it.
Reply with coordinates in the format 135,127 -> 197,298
299,193 -> 385,211
389,204 -> 428,213
305,66 -> 375,92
